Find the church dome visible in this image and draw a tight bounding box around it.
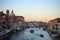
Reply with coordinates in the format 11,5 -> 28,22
10,10 -> 15,16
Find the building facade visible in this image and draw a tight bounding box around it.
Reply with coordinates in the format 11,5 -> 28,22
49,18 -> 60,35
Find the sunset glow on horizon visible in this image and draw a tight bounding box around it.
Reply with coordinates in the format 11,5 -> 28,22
0,0 -> 60,22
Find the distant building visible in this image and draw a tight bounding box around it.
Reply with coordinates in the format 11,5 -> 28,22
49,18 -> 60,35
0,11 -> 3,31
17,16 -> 24,21
39,21 -> 49,28
49,18 -> 60,30
16,16 -> 27,28
27,22 -> 34,28
27,21 -> 48,28
0,11 -> 6,31
32,21 -> 40,27
5,10 -> 10,28
1,11 -> 6,29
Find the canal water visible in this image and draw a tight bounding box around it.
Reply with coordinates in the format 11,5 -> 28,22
10,28 -> 52,40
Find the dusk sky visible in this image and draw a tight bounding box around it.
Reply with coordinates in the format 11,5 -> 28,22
0,0 -> 60,22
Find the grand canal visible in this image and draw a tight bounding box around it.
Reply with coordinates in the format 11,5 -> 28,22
10,28 -> 53,40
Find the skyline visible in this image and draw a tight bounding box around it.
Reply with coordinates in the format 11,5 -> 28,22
0,0 -> 60,22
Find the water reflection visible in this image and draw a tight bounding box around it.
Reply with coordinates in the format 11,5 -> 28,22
10,28 -> 52,40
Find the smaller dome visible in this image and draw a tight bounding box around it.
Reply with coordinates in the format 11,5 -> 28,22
10,10 -> 15,16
